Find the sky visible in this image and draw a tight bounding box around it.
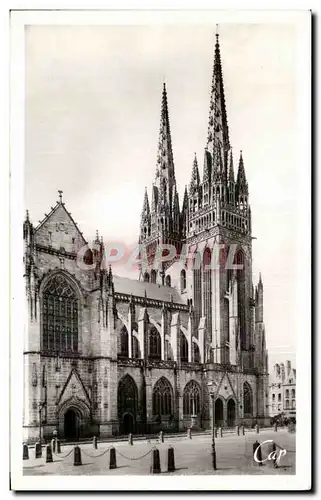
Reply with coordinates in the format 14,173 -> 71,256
25,23 -> 299,370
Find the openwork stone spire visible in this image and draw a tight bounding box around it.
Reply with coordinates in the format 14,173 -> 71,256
236,150 -> 248,196
206,33 -> 230,179
189,153 -> 200,194
155,83 -> 176,199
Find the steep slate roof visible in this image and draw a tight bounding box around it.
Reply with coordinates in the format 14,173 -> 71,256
113,275 -> 185,305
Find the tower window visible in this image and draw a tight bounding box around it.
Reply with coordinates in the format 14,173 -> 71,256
165,275 -> 171,287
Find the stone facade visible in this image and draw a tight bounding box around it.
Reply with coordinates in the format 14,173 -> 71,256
23,34 -> 269,444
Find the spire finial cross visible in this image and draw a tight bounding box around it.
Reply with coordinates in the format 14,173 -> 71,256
58,190 -> 63,203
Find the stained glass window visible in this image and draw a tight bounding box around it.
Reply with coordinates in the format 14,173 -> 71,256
152,377 -> 173,416
183,380 -> 201,416
118,375 -> 138,417
120,325 -> 129,357
42,274 -> 78,353
180,332 -> 188,362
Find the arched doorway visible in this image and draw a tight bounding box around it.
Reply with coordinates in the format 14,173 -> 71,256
227,399 -> 236,427
215,398 -> 224,427
64,409 -> 79,440
118,375 -> 138,434
123,413 -> 135,434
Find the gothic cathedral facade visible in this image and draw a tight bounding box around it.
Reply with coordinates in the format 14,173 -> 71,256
23,34 -> 269,443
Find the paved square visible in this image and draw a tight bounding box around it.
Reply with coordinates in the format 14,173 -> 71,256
23,429 -> 295,476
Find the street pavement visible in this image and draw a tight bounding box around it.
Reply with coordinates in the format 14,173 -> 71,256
23,429 -> 295,476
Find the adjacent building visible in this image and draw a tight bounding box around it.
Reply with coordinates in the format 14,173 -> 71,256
268,361 -> 296,418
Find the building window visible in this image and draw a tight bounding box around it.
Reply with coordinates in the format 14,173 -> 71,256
272,393 -> 275,401
193,343 -> 200,363
291,389 -> 295,398
203,248 -> 212,339
278,394 -> 281,402
289,379 -> 292,384
292,399 -> 296,409
183,381 -> 201,416
285,399 -> 289,409
180,269 -> 186,292
151,270 -> 157,284
165,275 -> 171,287
42,273 -> 79,353
285,389 -> 289,398
144,272 -> 150,283
120,326 -> 128,358
243,382 -> 253,416
149,326 -> 161,360
152,377 -> 173,416
180,332 -> 188,362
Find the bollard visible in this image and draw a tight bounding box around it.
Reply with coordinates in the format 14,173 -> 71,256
253,440 -> 263,466
150,447 -> 161,474
167,446 -> 175,472
35,442 -> 42,459
46,444 -> 53,463
109,447 -> 117,469
93,436 -> 98,449
56,439 -> 61,454
159,431 -> 164,443
274,423 -> 278,432
51,438 -> 56,453
268,441 -> 278,468
128,433 -> 133,445
218,427 -> 223,437
236,425 -> 240,436
74,446 -> 82,466
187,428 -> 192,439
23,443 -> 29,460
255,424 -> 260,434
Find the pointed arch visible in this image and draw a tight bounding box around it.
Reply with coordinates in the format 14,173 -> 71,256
143,272 -> 150,283
120,325 -> 129,358
180,268 -> 186,292
118,374 -> 138,419
41,272 -> 80,353
203,247 -> 212,339
152,377 -> 173,416
150,269 -> 157,284
193,342 -> 200,363
149,325 -> 161,360
183,380 -> 201,416
243,382 -> 253,416
180,332 -> 188,362
165,274 -> 171,287
236,249 -> 246,349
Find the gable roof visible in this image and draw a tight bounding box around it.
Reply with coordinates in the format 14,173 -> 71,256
34,200 -> 87,245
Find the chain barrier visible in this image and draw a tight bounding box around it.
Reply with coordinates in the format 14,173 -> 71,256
52,448 -> 74,459
115,447 -> 153,461
81,446 -> 113,459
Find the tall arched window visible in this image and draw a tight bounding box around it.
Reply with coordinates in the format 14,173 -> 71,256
193,342 -> 200,363
150,269 -> 157,284
152,377 -> 173,416
165,275 -> 171,287
180,269 -> 186,292
180,332 -> 188,362
132,335 -> 139,359
193,251 -> 202,333
243,382 -> 253,416
149,326 -> 161,360
236,250 -> 246,349
183,380 -> 201,416
120,325 -> 129,358
143,272 -> 150,283
203,247 -> 212,339
285,389 -> 289,398
42,273 -> 79,353
291,389 -> 295,398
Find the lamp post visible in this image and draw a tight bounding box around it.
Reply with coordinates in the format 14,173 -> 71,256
207,381 -> 217,471
38,402 -> 46,444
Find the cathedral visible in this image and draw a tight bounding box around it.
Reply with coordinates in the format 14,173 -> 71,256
23,34 -> 269,443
